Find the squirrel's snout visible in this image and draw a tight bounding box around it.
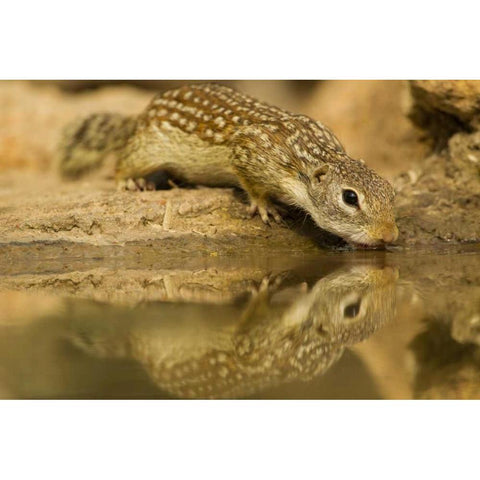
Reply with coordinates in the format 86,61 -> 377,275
381,225 -> 399,244
368,224 -> 399,245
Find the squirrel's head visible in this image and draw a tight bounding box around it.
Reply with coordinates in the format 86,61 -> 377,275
304,156 -> 398,248
304,264 -> 399,345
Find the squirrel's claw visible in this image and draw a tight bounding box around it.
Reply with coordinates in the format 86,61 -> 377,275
248,200 -> 283,226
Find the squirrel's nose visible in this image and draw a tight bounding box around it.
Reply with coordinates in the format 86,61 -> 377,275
382,225 -> 399,243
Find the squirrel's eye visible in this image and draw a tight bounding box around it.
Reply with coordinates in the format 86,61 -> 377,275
342,189 -> 359,207
344,300 -> 361,318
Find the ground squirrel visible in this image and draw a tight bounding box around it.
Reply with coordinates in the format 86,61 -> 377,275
58,83 -> 398,247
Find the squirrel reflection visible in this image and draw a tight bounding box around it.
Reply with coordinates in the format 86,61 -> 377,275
69,265 -> 398,398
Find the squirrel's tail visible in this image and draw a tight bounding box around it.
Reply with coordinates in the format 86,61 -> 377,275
57,113 -> 137,178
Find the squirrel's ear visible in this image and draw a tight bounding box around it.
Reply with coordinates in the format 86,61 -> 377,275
313,164 -> 330,183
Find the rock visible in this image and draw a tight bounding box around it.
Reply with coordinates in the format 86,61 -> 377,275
409,80 -> 480,147
410,80 -> 480,126
0,170 -> 323,250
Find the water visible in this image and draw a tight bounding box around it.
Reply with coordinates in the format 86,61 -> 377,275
1,243 -> 480,399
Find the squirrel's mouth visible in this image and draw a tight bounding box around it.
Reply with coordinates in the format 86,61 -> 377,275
343,229 -> 395,250
313,222 -> 394,250
348,241 -> 386,250
345,233 -> 386,250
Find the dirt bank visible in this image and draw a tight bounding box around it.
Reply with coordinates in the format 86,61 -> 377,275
395,81 -> 480,245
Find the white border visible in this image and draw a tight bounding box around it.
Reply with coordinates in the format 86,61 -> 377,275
1,2 -> 479,478
0,401 -> 478,480
2,1 -> 480,79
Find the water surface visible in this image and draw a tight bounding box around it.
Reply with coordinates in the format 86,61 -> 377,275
1,243 -> 480,399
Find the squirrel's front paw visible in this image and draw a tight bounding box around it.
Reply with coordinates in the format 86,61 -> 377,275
247,199 -> 283,225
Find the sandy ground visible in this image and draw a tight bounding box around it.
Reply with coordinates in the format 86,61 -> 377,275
0,170 -> 312,248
